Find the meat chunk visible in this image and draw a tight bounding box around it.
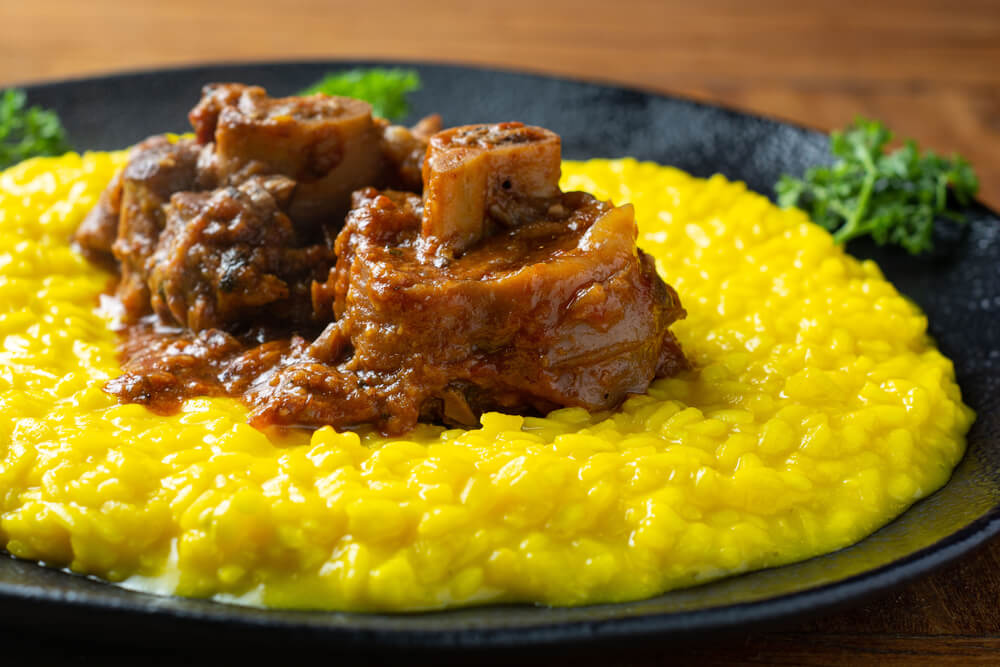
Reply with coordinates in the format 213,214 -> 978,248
111,135 -> 201,316
256,175 -> 687,434
189,83 -> 384,225
191,83 -> 438,204
73,169 -> 123,263
147,175 -> 336,331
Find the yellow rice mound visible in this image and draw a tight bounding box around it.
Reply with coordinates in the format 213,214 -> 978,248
0,152 -> 973,610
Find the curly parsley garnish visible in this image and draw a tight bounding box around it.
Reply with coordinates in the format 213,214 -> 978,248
0,89 -> 71,170
776,118 -> 979,254
301,68 -> 421,121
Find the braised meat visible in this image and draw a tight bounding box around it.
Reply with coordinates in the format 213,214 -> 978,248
82,86 -> 689,436
74,169 -> 123,264
254,122 -> 686,434
190,83 -> 384,225
87,84 -> 438,325
252,171 -> 686,434
187,84 -> 438,224
147,175 -> 337,331
112,135 -> 202,315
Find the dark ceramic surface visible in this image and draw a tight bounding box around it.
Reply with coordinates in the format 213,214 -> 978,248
3,61 -> 999,650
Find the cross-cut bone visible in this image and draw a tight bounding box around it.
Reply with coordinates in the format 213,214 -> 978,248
420,122 -> 562,257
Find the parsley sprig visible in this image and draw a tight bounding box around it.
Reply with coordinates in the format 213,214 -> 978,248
0,89 -> 71,170
300,68 -> 421,121
776,118 -> 979,254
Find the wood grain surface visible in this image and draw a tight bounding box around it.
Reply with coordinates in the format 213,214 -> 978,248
2,0 -> 999,663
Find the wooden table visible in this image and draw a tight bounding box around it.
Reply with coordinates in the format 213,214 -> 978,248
2,0 -> 999,663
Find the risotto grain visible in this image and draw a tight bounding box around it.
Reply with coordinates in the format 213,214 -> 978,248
0,152 -> 973,610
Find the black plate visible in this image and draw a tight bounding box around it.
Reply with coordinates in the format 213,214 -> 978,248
4,61 -> 999,651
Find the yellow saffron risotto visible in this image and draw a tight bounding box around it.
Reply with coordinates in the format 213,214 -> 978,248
0,151 -> 974,611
